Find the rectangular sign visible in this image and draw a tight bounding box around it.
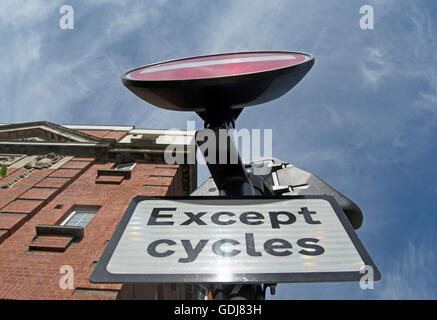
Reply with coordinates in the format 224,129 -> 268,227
90,196 -> 380,284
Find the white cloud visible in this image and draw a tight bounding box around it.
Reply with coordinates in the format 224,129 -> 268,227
0,1 -> 172,124
360,47 -> 391,87
2,33 -> 42,74
0,0 -> 56,28
418,92 -> 437,114
378,241 -> 437,299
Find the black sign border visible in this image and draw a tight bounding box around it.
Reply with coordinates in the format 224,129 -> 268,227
90,195 -> 381,284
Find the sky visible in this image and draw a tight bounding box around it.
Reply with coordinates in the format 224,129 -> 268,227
1,0 -> 437,299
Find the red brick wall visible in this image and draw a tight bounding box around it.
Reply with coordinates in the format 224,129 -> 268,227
0,158 -> 183,300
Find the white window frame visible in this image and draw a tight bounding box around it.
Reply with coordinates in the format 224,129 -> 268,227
61,207 -> 98,228
114,162 -> 137,171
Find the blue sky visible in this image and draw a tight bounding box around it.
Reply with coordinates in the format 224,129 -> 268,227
1,0 -> 437,299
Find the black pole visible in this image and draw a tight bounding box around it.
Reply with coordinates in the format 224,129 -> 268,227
195,108 -> 265,300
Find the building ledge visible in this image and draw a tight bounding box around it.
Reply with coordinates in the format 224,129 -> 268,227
96,169 -> 131,179
29,235 -> 74,252
35,224 -> 84,240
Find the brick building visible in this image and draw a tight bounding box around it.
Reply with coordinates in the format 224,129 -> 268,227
0,121 -> 204,300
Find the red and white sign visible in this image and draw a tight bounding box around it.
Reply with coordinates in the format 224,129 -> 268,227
126,52 -> 311,81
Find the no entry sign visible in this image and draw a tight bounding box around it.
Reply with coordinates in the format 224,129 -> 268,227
90,196 -> 380,284
121,51 -> 315,111
125,52 -> 312,81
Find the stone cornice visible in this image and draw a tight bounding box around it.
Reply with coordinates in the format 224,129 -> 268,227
0,121 -> 116,143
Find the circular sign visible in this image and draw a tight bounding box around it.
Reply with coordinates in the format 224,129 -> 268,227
122,51 -> 314,112
125,52 -> 312,81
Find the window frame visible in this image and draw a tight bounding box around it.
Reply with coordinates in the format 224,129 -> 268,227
114,162 -> 137,171
60,207 -> 98,228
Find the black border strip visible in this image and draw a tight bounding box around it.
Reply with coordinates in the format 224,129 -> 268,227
90,195 -> 381,284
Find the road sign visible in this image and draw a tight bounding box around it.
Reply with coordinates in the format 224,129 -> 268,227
125,52 -> 312,81
90,195 -> 380,284
121,51 -> 314,111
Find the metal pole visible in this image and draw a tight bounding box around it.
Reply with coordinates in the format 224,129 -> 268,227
196,109 -> 265,300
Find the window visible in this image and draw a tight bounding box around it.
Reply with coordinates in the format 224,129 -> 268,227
61,208 -> 97,228
96,162 -> 136,183
114,162 -> 136,171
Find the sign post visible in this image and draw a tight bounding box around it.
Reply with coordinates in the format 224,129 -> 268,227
92,51 -> 380,299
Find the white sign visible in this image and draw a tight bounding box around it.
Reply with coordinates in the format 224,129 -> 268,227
90,196 -> 380,283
